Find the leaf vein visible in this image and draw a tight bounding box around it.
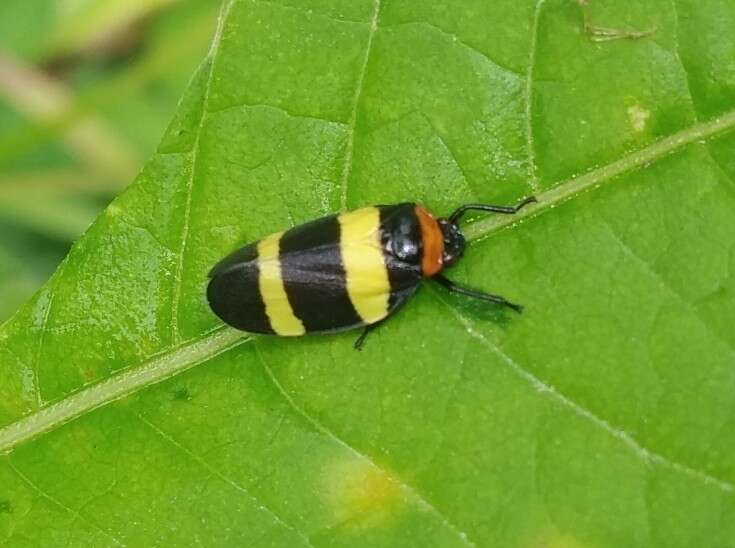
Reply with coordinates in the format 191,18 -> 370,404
431,288 -> 735,495
338,0 -> 381,210
8,459 -> 126,546
382,20 -> 525,79
170,0 -> 234,344
115,217 -> 176,257
0,327 -> 249,454
249,0 -> 368,26
670,0 -> 699,122
206,100 -> 346,126
256,349 -> 478,547
524,0 -> 546,192
463,108 -> 735,243
603,222 -> 735,362
135,413 -> 314,547
670,0 -> 735,197
32,261 -> 67,409
418,111 -> 478,197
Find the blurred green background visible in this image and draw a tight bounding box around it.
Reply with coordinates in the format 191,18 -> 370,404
0,0 -> 220,323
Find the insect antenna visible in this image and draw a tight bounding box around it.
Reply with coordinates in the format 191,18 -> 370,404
448,196 -> 537,224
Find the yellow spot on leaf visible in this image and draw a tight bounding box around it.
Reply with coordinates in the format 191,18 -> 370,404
627,104 -> 650,132
528,530 -> 591,548
325,456 -> 403,530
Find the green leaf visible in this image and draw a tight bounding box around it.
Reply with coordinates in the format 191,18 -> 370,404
2,0 -> 735,546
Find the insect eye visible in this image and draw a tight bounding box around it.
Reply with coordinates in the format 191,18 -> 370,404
438,221 -> 465,267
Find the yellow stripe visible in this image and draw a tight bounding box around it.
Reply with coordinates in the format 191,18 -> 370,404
257,232 -> 305,336
339,207 -> 390,323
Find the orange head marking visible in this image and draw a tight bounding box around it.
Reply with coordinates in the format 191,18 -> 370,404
415,205 -> 444,277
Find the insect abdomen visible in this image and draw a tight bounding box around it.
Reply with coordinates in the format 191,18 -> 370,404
207,206 -> 423,336
279,214 -> 362,332
206,243 -> 274,334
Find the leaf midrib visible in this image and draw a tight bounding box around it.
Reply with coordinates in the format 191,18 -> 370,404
463,108 -> 735,241
427,285 -> 735,495
0,326 -> 248,454
2,107 -> 734,459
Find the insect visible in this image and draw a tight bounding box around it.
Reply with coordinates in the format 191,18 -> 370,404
207,196 -> 536,349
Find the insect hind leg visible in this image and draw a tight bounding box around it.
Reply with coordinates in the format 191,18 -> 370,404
353,322 -> 382,350
434,275 -> 523,313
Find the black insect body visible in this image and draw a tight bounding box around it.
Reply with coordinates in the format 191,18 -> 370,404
207,197 -> 536,349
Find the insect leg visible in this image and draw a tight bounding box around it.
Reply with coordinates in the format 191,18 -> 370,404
449,196 -> 537,223
433,275 -> 523,313
353,322 -> 382,351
